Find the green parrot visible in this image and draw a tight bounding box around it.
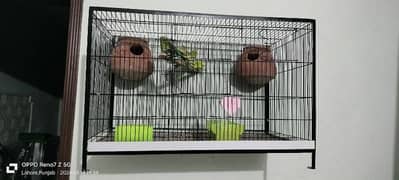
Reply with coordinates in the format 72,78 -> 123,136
159,37 -> 205,72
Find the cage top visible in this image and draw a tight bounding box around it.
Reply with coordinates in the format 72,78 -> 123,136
89,6 -> 314,46
90,6 -> 315,23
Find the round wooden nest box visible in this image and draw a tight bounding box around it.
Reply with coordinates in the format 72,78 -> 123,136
111,37 -> 153,80
236,45 -> 277,85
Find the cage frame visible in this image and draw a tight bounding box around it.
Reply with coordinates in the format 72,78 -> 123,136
82,6 -> 316,170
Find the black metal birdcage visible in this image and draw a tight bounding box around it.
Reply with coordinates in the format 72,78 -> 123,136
82,7 -> 316,170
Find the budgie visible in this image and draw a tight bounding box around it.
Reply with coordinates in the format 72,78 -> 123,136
159,37 -> 205,72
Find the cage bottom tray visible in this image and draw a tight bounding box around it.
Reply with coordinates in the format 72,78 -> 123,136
92,131 -> 292,141
87,131 -> 315,153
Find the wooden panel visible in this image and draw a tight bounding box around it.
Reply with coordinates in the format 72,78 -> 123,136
57,0 -> 83,179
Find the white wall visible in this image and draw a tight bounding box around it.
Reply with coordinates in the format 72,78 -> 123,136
0,72 -> 60,135
395,41 -> 399,179
70,0 -> 399,180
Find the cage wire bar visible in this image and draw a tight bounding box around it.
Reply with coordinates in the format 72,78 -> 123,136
83,7 -> 315,169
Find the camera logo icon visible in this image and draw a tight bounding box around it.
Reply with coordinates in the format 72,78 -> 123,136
6,163 -> 18,174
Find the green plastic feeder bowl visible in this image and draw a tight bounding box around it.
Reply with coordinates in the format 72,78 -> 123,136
114,125 -> 153,141
207,120 -> 245,140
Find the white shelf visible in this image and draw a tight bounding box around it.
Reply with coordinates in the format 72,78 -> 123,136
88,141 -> 315,152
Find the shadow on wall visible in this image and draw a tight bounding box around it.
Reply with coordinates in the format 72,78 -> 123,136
394,37 -> 399,180
88,154 -> 267,177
